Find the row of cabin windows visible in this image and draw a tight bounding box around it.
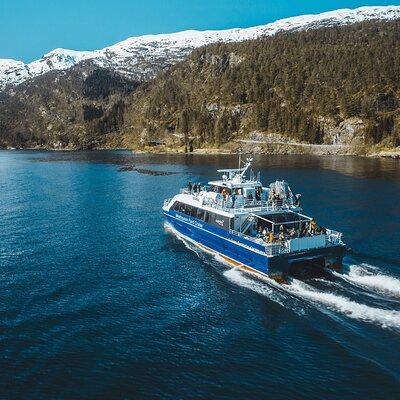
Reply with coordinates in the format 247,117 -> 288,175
171,201 -> 231,230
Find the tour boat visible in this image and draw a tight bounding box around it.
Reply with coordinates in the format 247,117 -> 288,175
163,156 -> 345,282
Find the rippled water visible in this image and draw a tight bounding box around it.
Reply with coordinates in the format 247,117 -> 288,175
0,150 -> 399,399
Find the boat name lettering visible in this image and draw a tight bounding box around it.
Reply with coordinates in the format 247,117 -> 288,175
215,218 -> 225,227
175,213 -> 203,228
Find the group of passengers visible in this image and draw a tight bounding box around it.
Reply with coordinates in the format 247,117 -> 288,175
187,181 -> 267,208
268,187 -> 302,207
268,188 -> 283,206
221,187 -> 263,207
221,188 -> 246,206
187,181 -> 301,209
256,219 -> 325,243
187,182 -> 202,193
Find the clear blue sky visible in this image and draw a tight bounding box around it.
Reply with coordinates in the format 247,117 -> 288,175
0,0 -> 398,62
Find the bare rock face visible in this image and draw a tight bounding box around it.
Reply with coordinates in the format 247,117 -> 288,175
320,117 -> 365,146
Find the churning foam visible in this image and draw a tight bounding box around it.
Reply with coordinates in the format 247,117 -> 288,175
287,279 -> 400,330
336,264 -> 400,298
166,222 -> 400,329
223,268 -> 306,314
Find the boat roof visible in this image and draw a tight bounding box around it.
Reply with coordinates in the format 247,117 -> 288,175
208,179 -> 262,189
209,157 -> 263,189
173,154 -> 300,217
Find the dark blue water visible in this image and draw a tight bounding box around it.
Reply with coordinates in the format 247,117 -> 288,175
0,150 -> 399,399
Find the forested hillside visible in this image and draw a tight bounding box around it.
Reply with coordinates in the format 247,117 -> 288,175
123,20 -> 400,151
0,20 -> 399,153
0,65 -> 138,148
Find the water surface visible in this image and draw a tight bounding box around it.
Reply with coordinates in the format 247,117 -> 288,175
0,150 -> 399,399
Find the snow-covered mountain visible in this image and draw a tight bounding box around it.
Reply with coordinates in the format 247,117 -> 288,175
1,5 -> 399,90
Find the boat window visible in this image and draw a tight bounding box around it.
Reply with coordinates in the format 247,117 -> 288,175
197,208 -> 205,220
172,201 -> 231,229
172,201 -> 186,214
185,204 -> 193,216
215,215 -> 230,230
171,201 -> 181,211
204,211 -> 231,230
172,201 -> 199,218
189,206 -> 198,218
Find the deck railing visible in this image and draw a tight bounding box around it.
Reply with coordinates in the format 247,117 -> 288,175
163,198 -> 172,207
229,229 -> 288,255
203,198 -> 295,213
179,188 -> 297,212
229,228 -> 342,256
325,229 -> 343,245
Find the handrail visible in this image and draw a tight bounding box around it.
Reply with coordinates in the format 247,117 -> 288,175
229,228 -> 342,256
178,187 -> 298,213
229,229 -> 288,255
164,198 -> 172,207
203,198 -> 294,213
325,229 -> 343,245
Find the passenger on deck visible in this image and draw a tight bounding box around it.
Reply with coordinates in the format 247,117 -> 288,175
268,231 -> 274,243
188,182 -> 192,192
268,189 -> 274,201
231,192 -> 236,207
310,219 -> 317,235
300,226 -> 308,237
262,227 -> 267,238
193,183 -> 198,193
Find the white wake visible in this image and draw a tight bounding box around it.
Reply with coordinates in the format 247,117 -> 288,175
336,264 -> 400,298
287,279 -> 400,330
224,269 -> 400,330
166,222 -> 400,329
223,268 -> 305,315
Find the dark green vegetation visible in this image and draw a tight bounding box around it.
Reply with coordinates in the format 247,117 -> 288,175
126,20 -> 400,150
0,65 -> 137,149
1,20 -> 399,151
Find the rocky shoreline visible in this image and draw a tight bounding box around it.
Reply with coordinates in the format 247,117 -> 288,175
3,142 -> 400,159
130,141 -> 400,159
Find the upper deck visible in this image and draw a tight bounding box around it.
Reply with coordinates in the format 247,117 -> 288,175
178,156 -> 301,216
178,187 -> 299,216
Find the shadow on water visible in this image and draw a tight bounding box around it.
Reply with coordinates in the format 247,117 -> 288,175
288,261 -> 334,282
117,164 -> 179,175
23,150 -> 400,181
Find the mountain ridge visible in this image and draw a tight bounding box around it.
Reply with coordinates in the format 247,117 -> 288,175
1,5 -> 400,89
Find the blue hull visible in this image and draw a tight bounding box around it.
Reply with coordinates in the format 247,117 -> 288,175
164,210 -> 345,278
164,210 -> 269,274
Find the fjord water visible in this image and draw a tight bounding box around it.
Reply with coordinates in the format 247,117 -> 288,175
0,150 -> 399,399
